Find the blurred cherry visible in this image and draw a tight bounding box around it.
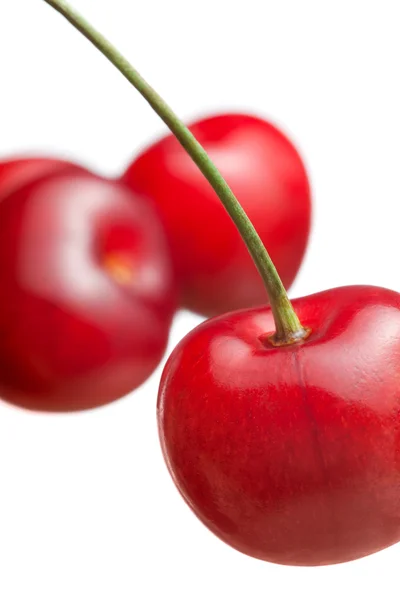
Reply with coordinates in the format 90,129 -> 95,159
123,113 -> 311,317
0,171 -> 176,411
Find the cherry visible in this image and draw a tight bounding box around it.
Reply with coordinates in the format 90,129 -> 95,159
123,113 -> 312,317
0,170 -> 176,411
0,156 -> 84,202
158,285 -> 400,566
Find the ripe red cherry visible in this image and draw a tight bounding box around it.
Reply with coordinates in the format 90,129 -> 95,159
123,113 -> 311,317
158,285 -> 400,566
0,156 -> 84,201
0,171 -> 176,411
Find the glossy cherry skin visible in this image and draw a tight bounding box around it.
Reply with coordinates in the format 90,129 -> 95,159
0,157 -> 84,202
0,171 -> 176,412
123,113 -> 311,317
158,285 -> 400,566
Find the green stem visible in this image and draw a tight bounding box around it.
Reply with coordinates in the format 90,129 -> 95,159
42,0 -> 309,345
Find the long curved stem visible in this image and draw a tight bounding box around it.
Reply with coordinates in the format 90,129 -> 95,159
42,0 -> 308,345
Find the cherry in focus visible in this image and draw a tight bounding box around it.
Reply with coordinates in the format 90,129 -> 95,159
158,285 -> 400,566
123,113 -> 312,317
0,156 -> 85,201
0,171 -> 176,411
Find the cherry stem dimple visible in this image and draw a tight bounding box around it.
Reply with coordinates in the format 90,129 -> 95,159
42,0 -> 309,346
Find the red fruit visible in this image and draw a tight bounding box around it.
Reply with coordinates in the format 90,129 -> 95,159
123,113 -> 311,317
0,156 -> 84,201
0,171 -> 176,411
158,285 -> 400,566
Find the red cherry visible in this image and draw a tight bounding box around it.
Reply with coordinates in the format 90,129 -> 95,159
158,285 -> 400,566
0,171 -> 176,411
123,113 -> 311,317
0,157 -> 84,201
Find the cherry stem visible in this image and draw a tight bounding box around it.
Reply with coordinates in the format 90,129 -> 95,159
42,0 -> 308,345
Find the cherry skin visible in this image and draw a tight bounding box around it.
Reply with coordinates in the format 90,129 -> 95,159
0,171 -> 176,412
0,156 -> 85,202
158,285 -> 400,566
123,113 -> 311,317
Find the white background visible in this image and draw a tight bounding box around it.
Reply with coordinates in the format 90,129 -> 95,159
0,0 -> 399,598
